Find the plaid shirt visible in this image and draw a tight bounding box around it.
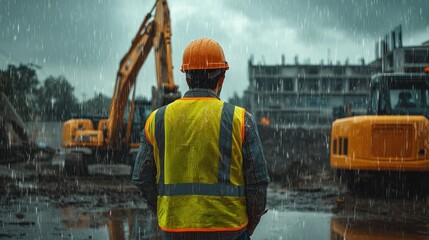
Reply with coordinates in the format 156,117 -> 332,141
132,89 -> 269,240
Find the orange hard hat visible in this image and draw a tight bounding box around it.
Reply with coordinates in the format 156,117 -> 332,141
181,38 -> 229,72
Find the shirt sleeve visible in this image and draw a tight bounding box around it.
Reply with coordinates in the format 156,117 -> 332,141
131,130 -> 157,212
242,111 -> 270,235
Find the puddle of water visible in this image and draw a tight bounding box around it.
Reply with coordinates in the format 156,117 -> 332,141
17,181 -> 38,190
52,155 -> 131,176
0,197 -> 332,240
0,197 -> 156,240
88,164 -> 131,176
252,210 -> 332,240
51,155 -> 65,167
59,207 -> 158,240
1,196 -> 429,239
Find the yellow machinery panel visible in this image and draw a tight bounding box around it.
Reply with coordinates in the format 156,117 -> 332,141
62,119 -> 104,148
331,115 -> 429,172
371,124 -> 414,158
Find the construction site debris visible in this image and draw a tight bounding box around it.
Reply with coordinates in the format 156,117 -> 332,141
0,92 -> 55,164
258,126 -> 330,187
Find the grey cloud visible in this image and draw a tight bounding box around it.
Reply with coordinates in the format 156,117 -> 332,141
228,0 -> 429,43
0,0 -> 139,68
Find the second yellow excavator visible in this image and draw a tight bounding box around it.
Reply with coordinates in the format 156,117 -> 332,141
61,0 -> 180,175
331,72 -> 429,192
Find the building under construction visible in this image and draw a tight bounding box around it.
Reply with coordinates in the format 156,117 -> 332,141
246,60 -> 379,128
245,26 -> 429,129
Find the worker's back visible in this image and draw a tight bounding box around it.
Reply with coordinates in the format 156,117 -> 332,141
145,97 -> 248,232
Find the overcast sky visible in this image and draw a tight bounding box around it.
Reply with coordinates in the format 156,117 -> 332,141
1,0 -> 428,101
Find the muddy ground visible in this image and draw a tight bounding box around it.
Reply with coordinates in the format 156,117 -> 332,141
257,126 -> 331,184
0,160 -> 150,239
0,159 -> 338,240
1,157 -> 428,239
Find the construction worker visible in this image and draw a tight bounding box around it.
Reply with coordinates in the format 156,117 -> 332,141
132,38 -> 269,239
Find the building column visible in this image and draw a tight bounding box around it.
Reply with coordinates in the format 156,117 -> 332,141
318,78 -> 322,93
294,78 -> 299,93
344,78 -> 350,93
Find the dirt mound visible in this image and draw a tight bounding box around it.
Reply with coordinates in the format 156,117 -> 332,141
258,126 -> 331,185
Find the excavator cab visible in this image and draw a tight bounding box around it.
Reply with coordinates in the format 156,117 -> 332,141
367,73 -> 429,116
129,98 -> 152,146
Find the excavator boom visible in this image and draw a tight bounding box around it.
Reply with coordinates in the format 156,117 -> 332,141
61,0 -> 180,175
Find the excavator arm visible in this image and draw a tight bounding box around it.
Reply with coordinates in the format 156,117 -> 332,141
151,0 -> 179,109
107,0 -> 180,150
61,0 -> 180,171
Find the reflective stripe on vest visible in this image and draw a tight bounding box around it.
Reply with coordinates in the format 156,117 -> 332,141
145,98 -> 247,232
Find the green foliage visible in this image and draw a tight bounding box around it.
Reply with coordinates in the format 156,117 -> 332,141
37,76 -> 80,121
0,64 -> 80,121
0,64 -> 39,121
82,93 -> 111,117
0,64 -> 124,122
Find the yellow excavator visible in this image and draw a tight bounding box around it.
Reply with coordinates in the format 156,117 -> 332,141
61,0 -> 180,175
331,72 -> 429,192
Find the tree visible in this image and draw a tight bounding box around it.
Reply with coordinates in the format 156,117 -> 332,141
82,93 -> 111,117
37,76 -> 79,121
0,64 -> 39,121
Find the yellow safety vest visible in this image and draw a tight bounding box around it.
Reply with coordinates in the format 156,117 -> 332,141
145,97 -> 248,232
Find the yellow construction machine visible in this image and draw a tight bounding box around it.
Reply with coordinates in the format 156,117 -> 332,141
62,0 -> 180,175
331,73 -> 429,192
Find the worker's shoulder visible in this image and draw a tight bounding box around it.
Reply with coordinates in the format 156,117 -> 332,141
147,105 -> 167,120
244,111 -> 257,125
154,104 -> 169,113
223,101 -> 246,110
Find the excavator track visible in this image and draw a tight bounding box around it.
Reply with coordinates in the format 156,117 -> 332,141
64,151 -> 88,176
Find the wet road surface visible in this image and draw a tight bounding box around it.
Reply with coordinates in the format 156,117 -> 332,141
1,162 -> 429,239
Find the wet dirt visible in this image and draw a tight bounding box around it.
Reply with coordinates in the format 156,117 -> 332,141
1,158 -> 429,239
0,159 -> 155,239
